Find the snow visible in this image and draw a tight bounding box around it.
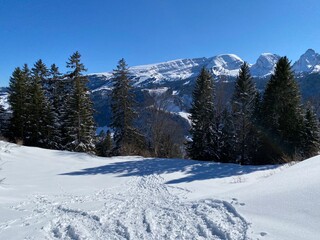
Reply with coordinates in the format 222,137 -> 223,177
250,53 -> 280,77
0,92 -> 9,110
1,141 -> 320,239
292,49 -> 320,73
206,54 -> 244,77
87,50 -> 320,92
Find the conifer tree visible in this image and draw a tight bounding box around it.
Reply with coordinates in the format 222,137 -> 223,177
48,64 -> 64,149
187,68 -> 218,161
0,105 -> 6,137
261,56 -> 304,162
231,62 -> 259,164
64,51 -> 95,152
110,58 -> 145,155
8,67 -> 29,142
302,103 -> 320,158
25,60 -> 52,147
218,108 -> 236,163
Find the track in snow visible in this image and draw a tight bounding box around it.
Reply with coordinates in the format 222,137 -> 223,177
1,174 -> 249,239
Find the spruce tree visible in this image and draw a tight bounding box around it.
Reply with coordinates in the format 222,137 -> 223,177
231,62 -> 259,164
110,58 -> 145,155
8,67 -> 29,142
187,68 -> 218,161
218,108 -> 236,163
302,103 -> 320,158
25,60 -> 52,147
261,56 -> 304,162
64,51 -> 95,152
48,64 -> 64,149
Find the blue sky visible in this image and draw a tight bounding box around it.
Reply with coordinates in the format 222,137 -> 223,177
0,0 -> 319,86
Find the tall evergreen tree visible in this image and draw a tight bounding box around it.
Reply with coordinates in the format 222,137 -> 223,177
187,68 -> 218,161
64,51 -> 95,152
8,67 -> 29,142
218,108 -> 236,163
25,60 -> 52,147
48,64 -> 64,149
231,62 -> 259,164
302,103 -> 320,158
110,58 -> 145,155
261,56 -> 305,162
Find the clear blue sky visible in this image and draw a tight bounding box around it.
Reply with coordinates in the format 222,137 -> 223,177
0,0 -> 319,86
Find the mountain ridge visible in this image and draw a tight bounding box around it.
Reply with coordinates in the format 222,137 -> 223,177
88,49 -> 320,88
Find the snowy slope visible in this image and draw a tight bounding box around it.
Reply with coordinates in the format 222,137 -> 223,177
0,141 -> 319,239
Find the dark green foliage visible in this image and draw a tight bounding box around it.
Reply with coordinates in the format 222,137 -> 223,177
187,68 -> 218,161
218,108 -> 236,163
25,60 -> 52,147
8,67 -> 29,142
231,62 -> 259,164
48,64 -> 65,149
302,103 -> 320,157
96,130 -> 113,157
0,105 -> 7,137
64,51 -> 96,152
260,57 -> 305,162
111,59 -> 146,155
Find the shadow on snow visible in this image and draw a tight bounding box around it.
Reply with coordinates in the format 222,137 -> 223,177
59,158 -> 279,184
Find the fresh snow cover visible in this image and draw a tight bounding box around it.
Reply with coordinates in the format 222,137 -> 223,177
206,54 -> 244,77
250,53 -> 280,77
0,91 -> 9,110
292,49 -> 320,74
86,49 -> 320,93
0,141 -> 319,239
176,111 -> 191,124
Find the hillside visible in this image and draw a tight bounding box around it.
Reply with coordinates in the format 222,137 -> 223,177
0,141 -> 319,239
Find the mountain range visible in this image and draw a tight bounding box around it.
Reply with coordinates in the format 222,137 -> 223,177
88,49 -> 320,91
1,49 -> 320,128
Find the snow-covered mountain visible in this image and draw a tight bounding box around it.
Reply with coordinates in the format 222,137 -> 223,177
206,54 -> 244,77
89,49 -> 320,89
292,49 -> 320,74
250,53 -> 280,77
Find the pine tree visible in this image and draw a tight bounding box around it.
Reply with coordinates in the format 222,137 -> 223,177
218,108 -> 236,163
24,60 -> 52,147
110,58 -> 146,155
302,103 -> 320,158
231,62 -> 259,164
261,56 -> 305,162
187,68 -> 218,161
8,67 -> 29,142
64,51 -> 96,152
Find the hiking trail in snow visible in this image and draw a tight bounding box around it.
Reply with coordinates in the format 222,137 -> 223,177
0,172 -> 249,240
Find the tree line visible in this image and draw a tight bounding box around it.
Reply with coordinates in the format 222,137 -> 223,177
2,52 -> 95,152
1,54 -> 319,164
1,55 -> 182,158
187,57 -> 320,164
